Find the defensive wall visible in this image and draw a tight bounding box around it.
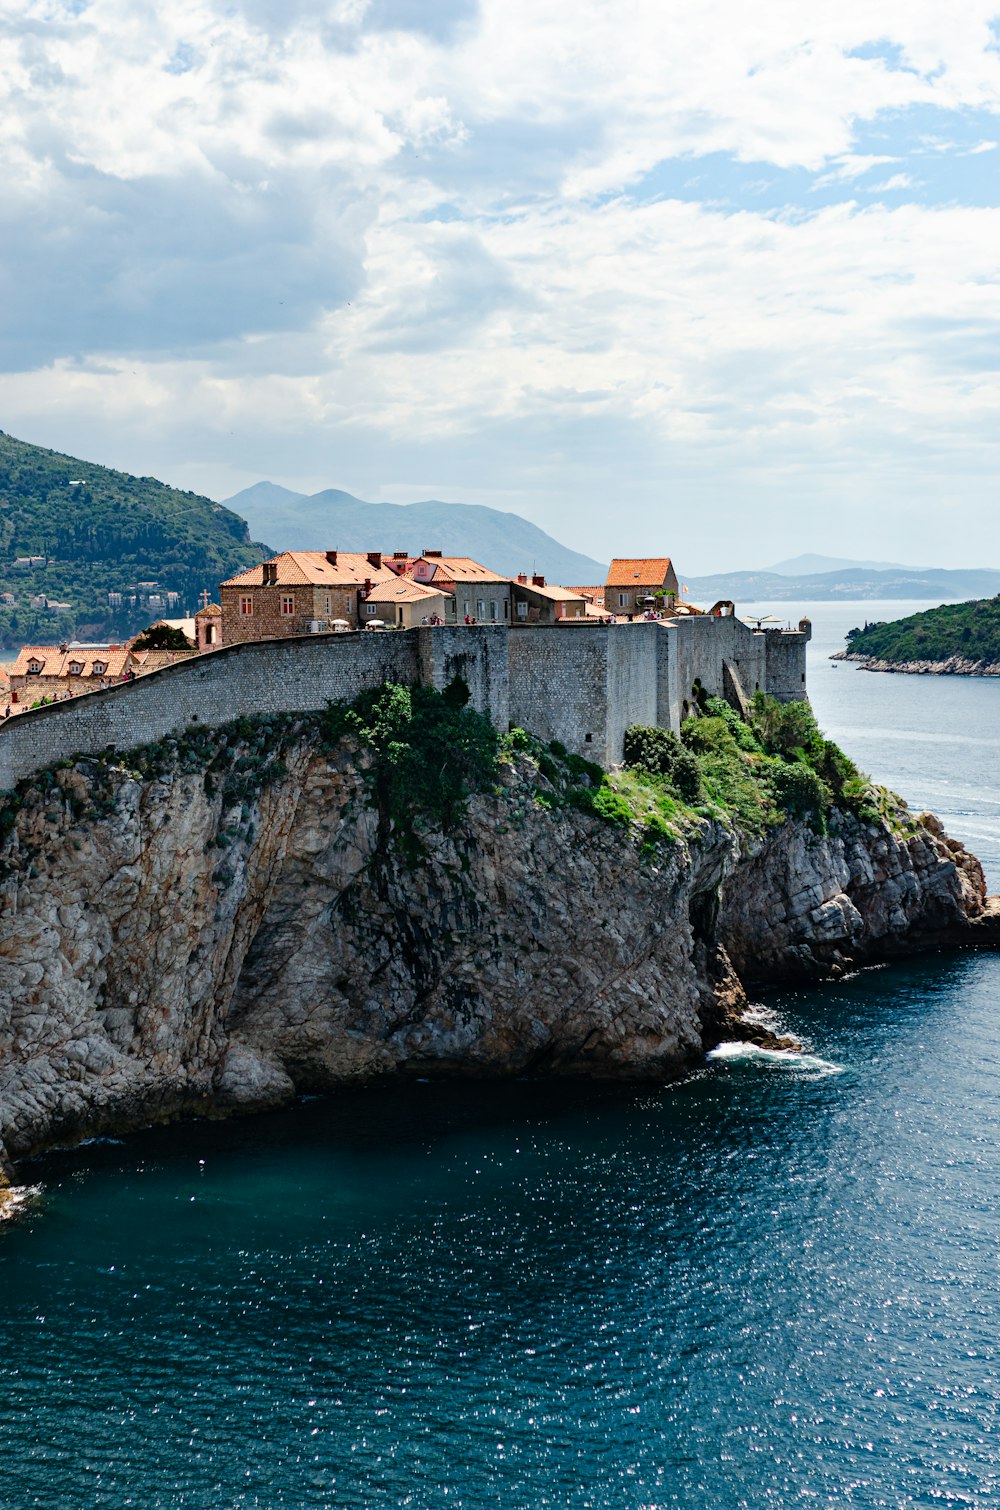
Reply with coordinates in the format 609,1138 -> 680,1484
0,617 -> 810,789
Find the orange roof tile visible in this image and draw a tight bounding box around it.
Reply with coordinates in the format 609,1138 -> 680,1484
220,552 -> 401,590
413,556 -> 510,584
365,579 -> 450,604
10,646 -> 134,679
605,558 -> 674,588
515,581 -> 586,604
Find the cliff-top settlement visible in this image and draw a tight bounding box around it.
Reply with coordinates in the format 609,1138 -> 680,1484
0,546 -> 811,789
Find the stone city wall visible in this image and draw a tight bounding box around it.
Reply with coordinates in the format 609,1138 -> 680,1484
0,632 -> 420,791
0,618 -> 810,789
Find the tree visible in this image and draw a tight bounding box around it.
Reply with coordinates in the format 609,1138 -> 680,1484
131,623 -> 192,651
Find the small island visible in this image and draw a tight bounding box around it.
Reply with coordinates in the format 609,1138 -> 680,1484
834,597 -> 1000,675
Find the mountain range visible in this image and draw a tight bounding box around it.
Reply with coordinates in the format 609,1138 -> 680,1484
221,481 -> 607,584
685,565 -> 1000,602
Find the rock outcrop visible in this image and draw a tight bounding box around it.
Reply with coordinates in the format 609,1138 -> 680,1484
720,808 -> 987,982
832,651 -> 1000,676
0,737 -> 990,1172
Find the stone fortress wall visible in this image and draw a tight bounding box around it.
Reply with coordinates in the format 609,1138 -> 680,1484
0,617 -> 811,790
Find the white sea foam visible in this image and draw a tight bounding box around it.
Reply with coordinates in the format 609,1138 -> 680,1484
0,1183 -> 43,1222
707,1041 -> 844,1077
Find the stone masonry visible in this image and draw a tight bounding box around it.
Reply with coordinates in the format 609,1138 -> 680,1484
0,618 -> 811,790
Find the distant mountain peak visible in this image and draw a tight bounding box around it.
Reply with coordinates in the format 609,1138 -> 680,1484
220,482 -> 607,584
766,552 -> 915,576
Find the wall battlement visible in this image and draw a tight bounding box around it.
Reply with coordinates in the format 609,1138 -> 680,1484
0,618 -> 810,790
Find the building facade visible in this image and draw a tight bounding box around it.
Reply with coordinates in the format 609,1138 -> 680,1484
604,558 -> 680,616
219,551 -> 402,644
510,575 -> 587,623
409,554 -> 513,625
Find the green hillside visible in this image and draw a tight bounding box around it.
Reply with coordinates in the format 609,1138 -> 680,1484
844,598 -> 1000,664
0,433 -> 267,648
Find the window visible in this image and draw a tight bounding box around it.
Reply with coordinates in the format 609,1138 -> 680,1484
240,595 -> 253,616
281,595 -> 295,616
365,602 -> 378,615
324,596 -> 331,615
462,600 -> 471,619
618,593 -> 628,608
28,660 -> 41,674
92,662 -> 105,675
490,601 -> 498,621
516,601 -> 528,620
476,600 -> 486,620
69,662 -> 83,676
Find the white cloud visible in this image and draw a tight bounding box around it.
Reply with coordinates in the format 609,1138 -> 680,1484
1,0 -> 1000,567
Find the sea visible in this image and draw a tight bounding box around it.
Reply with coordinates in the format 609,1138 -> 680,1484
2,600 -> 1000,1509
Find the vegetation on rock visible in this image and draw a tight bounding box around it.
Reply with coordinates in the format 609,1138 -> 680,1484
843,598 -> 1000,666
0,685 -> 906,887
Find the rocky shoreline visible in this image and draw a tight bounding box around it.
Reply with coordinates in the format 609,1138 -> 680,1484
832,651 -> 1000,676
0,734 -> 995,1182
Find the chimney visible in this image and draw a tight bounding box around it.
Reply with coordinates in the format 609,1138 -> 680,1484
367,551 -> 383,569
423,549 -> 442,558
392,550 -> 408,559
262,561 -> 278,585
517,573 -> 528,585
325,550 -> 338,566
362,577 -> 372,597
532,575 -> 545,587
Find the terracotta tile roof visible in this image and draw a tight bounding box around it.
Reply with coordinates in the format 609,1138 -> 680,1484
413,556 -> 510,584
10,646 -> 58,677
10,646 -> 133,679
568,586 -> 605,604
605,558 -> 674,587
515,581 -> 586,604
365,579 -> 449,604
220,552 -> 400,589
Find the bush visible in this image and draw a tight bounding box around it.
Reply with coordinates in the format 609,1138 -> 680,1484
750,693 -> 824,762
623,724 -> 684,775
626,723 -> 702,803
766,759 -> 830,823
342,679 -> 500,839
591,784 -> 636,826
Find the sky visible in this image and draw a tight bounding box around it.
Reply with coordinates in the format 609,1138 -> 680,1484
1,1 -> 999,572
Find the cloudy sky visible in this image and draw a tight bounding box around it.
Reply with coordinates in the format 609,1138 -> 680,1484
1,0 -> 999,570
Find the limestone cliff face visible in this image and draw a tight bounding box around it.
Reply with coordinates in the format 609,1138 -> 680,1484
0,741 -> 988,1173
720,809 -> 986,982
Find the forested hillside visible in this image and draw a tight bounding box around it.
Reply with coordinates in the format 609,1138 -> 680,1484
843,598 -> 1000,665
0,433 -> 268,647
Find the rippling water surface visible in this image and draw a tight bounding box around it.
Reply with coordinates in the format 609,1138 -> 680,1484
3,603 -> 1000,1508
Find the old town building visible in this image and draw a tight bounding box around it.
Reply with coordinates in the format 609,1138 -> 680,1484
604,558 -> 680,617
218,551 -> 401,644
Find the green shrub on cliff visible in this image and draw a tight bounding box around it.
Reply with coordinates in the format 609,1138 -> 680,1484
336,680 -> 499,842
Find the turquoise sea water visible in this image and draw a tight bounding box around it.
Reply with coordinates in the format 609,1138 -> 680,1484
3,603 -> 1000,1508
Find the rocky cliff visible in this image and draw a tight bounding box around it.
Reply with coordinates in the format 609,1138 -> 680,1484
0,727 -> 991,1178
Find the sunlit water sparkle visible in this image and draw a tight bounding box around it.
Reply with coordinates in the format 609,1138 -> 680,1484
3,601 -> 1000,1507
